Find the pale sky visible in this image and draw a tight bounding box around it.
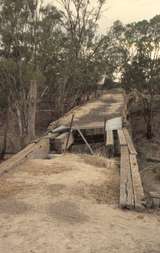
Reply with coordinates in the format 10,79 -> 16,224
101,0 -> 160,31
46,0 -> 160,32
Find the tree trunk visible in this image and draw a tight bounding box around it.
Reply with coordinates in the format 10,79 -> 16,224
94,85 -> 98,98
16,105 -> 25,148
27,80 -> 37,143
0,109 -> 9,160
146,118 -> 153,139
142,95 -> 153,140
15,80 -> 37,148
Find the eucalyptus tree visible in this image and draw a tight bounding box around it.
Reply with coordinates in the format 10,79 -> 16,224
37,4 -> 66,117
0,0 -> 41,148
55,0 -> 107,112
105,15 -> 160,138
0,0 -> 108,153
104,21 -> 125,80
121,16 -> 160,138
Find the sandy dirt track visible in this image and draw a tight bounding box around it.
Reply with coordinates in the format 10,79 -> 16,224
0,154 -> 160,253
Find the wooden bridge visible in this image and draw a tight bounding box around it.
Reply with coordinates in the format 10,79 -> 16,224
0,88 -> 148,211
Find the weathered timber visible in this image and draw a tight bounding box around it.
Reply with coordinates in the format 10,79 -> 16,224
104,118 -> 107,145
149,192 -> 160,208
149,192 -> 160,199
106,117 -> 122,131
54,132 -> 74,153
48,133 -> 60,152
120,146 -> 135,209
122,91 -> 129,127
130,154 -> 145,211
106,130 -> 114,158
105,117 -> 123,157
152,198 -> 160,208
123,128 -> 137,155
73,126 -> 104,136
127,165 -> 135,209
31,138 -> 49,159
49,125 -> 70,134
74,125 -> 94,155
73,134 -> 104,144
147,193 -> 160,209
118,129 -> 127,146
48,132 -> 59,140
0,138 -> 49,176
64,114 -> 75,153
106,130 -> 114,145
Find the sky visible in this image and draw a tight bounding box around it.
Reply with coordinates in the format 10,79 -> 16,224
46,0 -> 160,32
101,0 -> 160,31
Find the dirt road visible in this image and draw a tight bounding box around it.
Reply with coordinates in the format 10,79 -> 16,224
0,154 -> 160,253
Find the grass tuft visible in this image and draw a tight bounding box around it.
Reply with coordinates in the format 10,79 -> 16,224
82,153 -> 116,169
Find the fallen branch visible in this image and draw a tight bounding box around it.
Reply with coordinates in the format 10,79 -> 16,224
64,114 -> 75,153
74,124 -> 94,155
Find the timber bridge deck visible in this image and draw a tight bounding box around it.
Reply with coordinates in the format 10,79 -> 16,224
0,88 -> 147,211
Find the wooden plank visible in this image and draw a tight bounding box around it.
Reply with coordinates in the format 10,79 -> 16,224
149,192 -> 160,199
106,130 -> 114,158
120,146 -> 128,208
0,138 -> 49,176
64,114 -> 75,153
152,198 -> 160,209
74,126 -> 104,136
54,132 -> 74,153
48,133 -> 59,139
51,125 -> 70,134
74,125 -> 94,155
118,129 -> 127,146
106,117 -> 122,131
127,167 -> 135,209
106,130 -> 114,146
123,128 -> 137,155
30,138 -> 49,159
120,146 -> 135,209
130,154 -> 145,211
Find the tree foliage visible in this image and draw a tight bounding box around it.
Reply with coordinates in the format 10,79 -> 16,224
1,0 -> 159,153
106,16 -> 160,139
0,0 -> 107,152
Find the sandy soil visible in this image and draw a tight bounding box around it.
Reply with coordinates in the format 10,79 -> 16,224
0,154 -> 160,253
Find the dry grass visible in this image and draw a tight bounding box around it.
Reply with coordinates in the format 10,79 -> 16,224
70,175 -> 120,205
68,154 -> 120,205
23,154 -> 117,177
82,153 -> 117,170
88,180 -> 119,205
